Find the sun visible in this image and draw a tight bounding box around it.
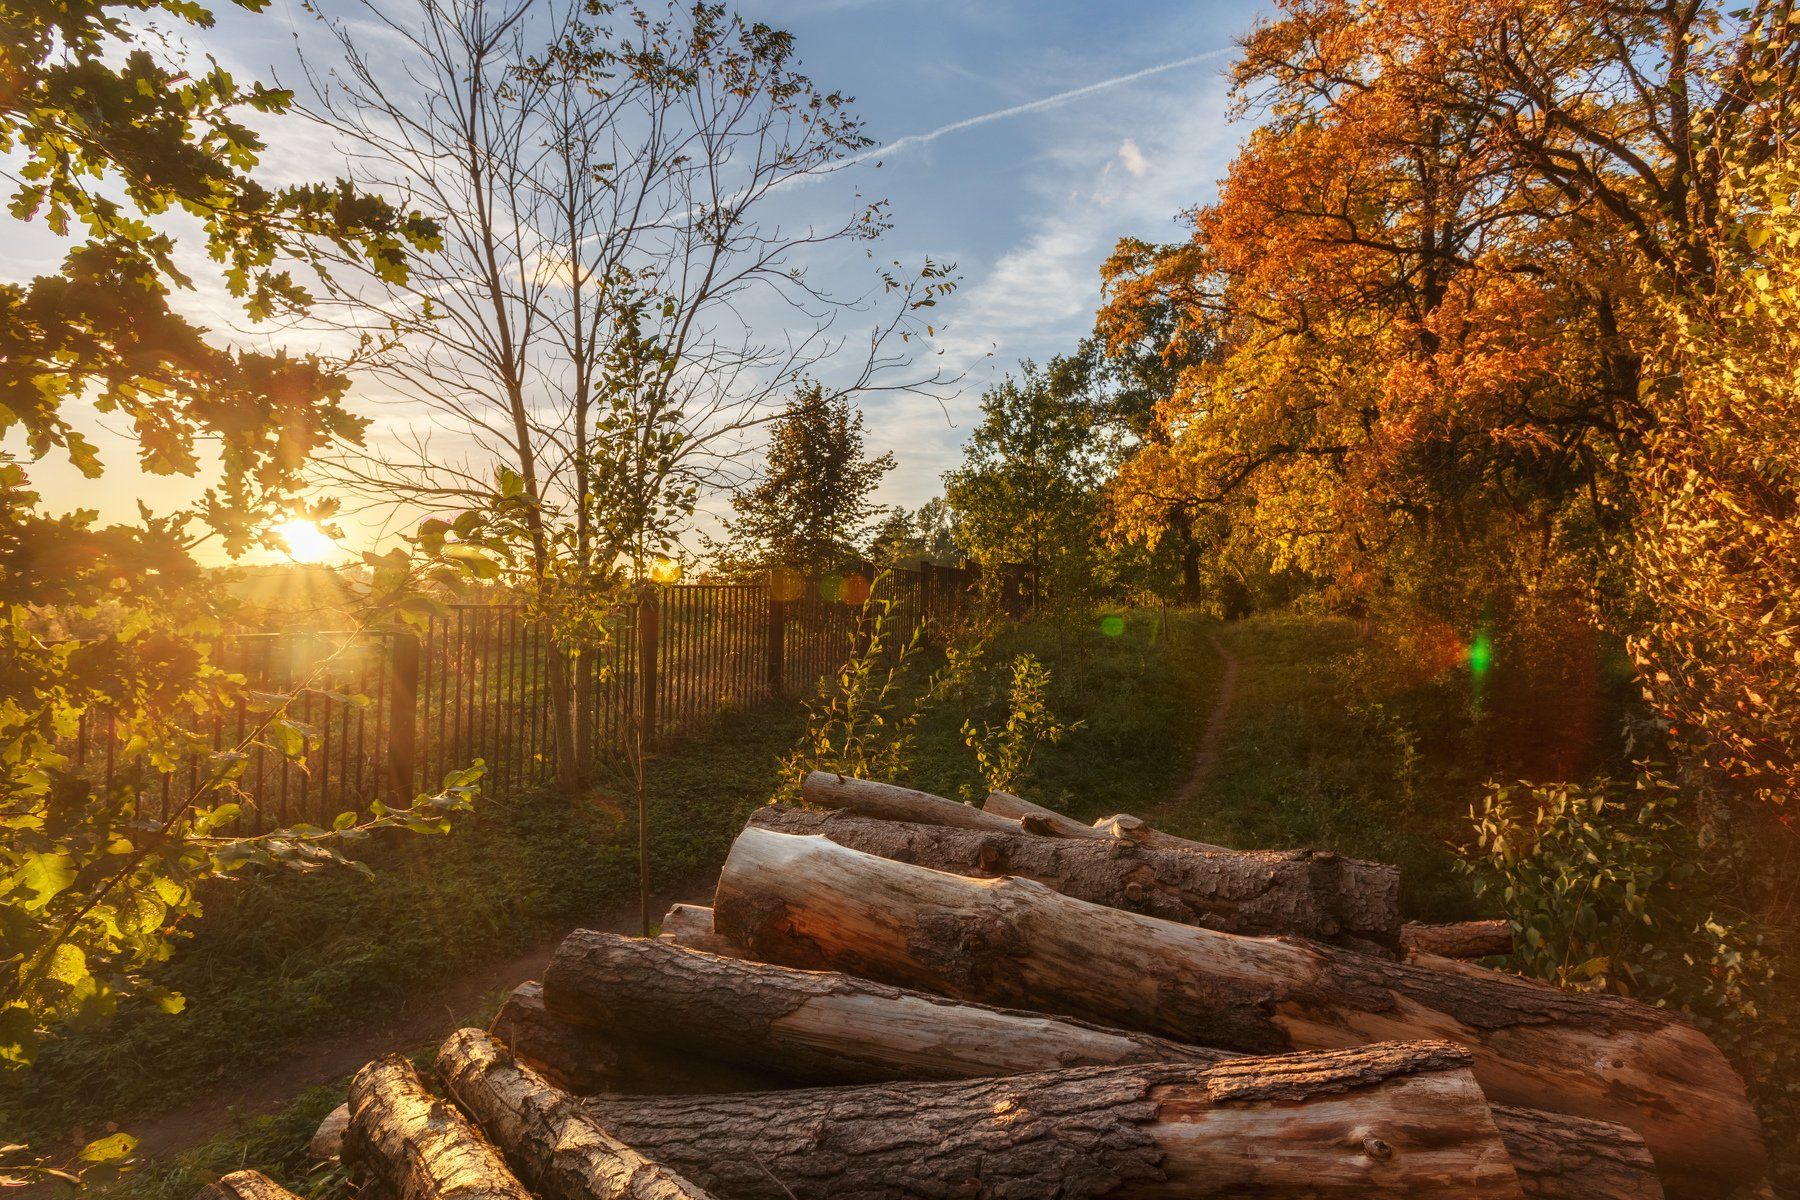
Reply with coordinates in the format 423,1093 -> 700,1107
273,518 -> 342,564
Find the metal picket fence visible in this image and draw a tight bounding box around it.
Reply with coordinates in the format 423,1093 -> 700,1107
68,563 -> 1016,831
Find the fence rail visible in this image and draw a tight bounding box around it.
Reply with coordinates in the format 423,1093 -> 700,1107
66,563 -> 1016,831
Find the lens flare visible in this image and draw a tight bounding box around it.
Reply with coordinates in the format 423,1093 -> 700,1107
1099,614 -> 1126,637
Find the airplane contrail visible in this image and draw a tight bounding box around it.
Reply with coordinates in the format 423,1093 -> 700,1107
835,46 -> 1237,171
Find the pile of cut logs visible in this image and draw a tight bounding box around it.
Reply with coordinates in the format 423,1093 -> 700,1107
207,772 -> 1770,1200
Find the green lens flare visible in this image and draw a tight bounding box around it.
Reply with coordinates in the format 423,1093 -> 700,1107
1099,614 -> 1125,637
1468,632 -> 1494,676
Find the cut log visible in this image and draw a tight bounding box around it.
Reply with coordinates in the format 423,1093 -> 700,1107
490,980 -> 774,1095
306,1104 -> 350,1162
343,1054 -> 531,1200
545,931 -> 1660,1200
985,789 -> 1231,853
655,903 -> 741,957
800,771 -> 1021,831
543,928 -> 1230,1083
1489,1105 -> 1663,1200
1403,920 -> 1514,960
712,827 -> 1762,1199
437,1029 -> 715,1200
748,804 -> 1401,949
579,1041 -> 1524,1198
194,1171 -> 303,1200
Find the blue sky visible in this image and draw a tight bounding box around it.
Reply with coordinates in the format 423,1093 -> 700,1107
13,0 -> 1267,557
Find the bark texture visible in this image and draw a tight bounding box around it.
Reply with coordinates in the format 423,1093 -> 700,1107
579,1042 -> 1522,1199
543,929 -> 1230,1083
545,930 -> 1652,1199
984,790 -> 1230,853
750,804 -> 1401,949
1402,920 -> 1514,960
1489,1105 -> 1664,1200
193,1171 -> 303,1200
712,826 -> 1762,1199
343,1054 -> 532,1200
437,1029 -> 715,1200
491,980 -> 779,1095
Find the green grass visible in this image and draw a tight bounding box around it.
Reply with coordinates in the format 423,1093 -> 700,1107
5,701 -> 808,1161
19,609 -> 1220,1199
25,606 -> 1649,1199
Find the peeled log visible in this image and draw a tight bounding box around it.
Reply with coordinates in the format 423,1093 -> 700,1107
546,930 -> 1660,1200
1403,920 -> 1514,960
655,903 -> 741,957
343,1054 -> 531,1200
437,1029 -> 714,1200
490,980 -> 780,1095
713,827 -> 1762,1198
194,1172 -> 303,1200
800,771 -> 1021,831
580,1041 -> 1524,1199
543,928 -> 1230,1084
985,790 -> 1231,853
749,804 -> 1401,950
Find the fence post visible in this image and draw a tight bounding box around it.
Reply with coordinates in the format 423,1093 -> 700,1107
385,629 -> 421,803
636,588 -> 660,749
764,570 -> 787,698
918,561 -> 935,639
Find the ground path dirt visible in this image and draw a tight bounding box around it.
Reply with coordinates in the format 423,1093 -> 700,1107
1145,628 -> 1241,825
121,876 -> 715,1164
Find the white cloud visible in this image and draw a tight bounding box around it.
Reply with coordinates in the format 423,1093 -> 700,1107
1117,137 -> 1150,177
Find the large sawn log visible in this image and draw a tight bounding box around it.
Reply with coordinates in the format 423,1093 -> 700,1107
543,928 -> 1231,1083
553,930 -> 1660,1200
749,804 -> 1401,950
343,1054 -> 532,1200
1402,919 -> 1514,960
437,1029 -> 714,1200
711,827 -> 1762,1198
575,1041 -> 1524,1198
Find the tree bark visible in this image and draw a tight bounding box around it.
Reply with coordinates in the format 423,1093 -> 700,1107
1489,1105 -> 1663,1200
985,790 -> 1230,853
543,929 -> 1231,1085
1402,920 -> 1514,960
343,1054 -> 533,1200
490,980 -> 777,1095
801,771 -> 1022,831
193,1171 -> 304,1200
544,931 -> 1660,1199
437,1029 -> 716,1200
712,827 -> 1762,1198
577,1041 -> 1523,1199
749,804 -> 1401,950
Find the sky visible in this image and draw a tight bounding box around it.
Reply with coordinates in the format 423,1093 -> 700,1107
10,0 -> 1268,562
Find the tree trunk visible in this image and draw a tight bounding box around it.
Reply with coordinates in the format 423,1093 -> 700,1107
548,649 -> 582,795
577,1042 -> 1524,1199
437,1029 -> 715,1200
748,805 -> 1401,951
656,903 -> 741,958
985,789 -> 1230,853
542,929 -> 1231,1085
543,931 -> 1659,1199
1402,920 -> 1513,960
801,771 -> 1021,832
1489,1105 -> 1663,1200
490,980 -> 777,1096
712,827 -> 1762,1198
343,1054 -> 533,1200
193,1172 -> 303,1200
